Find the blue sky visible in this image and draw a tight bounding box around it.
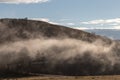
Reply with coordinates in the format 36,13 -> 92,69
0,0 -> 120,29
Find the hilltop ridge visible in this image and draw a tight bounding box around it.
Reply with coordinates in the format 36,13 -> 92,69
0,18 -> 111,44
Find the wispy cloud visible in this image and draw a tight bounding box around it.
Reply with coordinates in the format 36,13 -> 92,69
66,23 -> 75,26
81,18 -> 120,25
112,26 -> 120,29
31,18 -> 49,22
0,0 -> 50,4
73,27 -> 89,30
30,18 -> 59,25
74,26 -> 120,30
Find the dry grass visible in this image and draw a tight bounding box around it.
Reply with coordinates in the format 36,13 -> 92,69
1,75 -> 120,80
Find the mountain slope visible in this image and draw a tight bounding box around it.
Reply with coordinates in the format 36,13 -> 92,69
0,18 -> 111,44
0,18 -> 119,76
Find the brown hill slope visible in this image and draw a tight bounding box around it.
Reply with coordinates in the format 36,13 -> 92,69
0,18 -> 119,77
0,18 -> 111,43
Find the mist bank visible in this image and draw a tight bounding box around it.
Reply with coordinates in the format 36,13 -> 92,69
0,38 -> 120,76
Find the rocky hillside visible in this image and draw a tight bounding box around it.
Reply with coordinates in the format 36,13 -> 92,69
0,18 -> 111,44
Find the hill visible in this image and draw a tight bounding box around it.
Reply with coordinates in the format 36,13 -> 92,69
0,18 -> 120,77
0,18 -> 111,43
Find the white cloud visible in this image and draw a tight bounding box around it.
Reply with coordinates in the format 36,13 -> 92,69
0,0 -> 49,4
30,18 -> 59,25
66,23 -> 75,26
80,18 -> 120,29
74,26 -> 120,30
81,18 -> 120,25
108,23 -> 119,26
73,27 -> 89,30
32,18 -> 49,22
112,26 -> 120,29
82,19 -> 105,25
